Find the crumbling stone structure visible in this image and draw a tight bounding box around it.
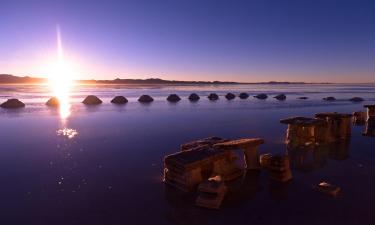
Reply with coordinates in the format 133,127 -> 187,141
280,113 -> 353,149
363,105 -> 375,137
163,137 -> 264,192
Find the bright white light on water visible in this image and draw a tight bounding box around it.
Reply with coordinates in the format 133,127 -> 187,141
47,26 -> 75,119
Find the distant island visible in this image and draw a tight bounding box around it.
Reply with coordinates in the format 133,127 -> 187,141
0,74 -> 322,85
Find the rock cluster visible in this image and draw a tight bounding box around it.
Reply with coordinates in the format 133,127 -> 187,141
111,96 -> 128,104
138,95 -> 154,103
323,97 -> 336,101
239,93 -> 249,99
350,97 -> 364,102
46,97 -> 59,107
0,98 -> 25,108
225,93 -> 236,100
188,93 -> 200,101
208,93 -> 219,101
274,94 -> 286,101
82,95 -> 102,105
167,94 -> 181,102
254,94 -> 268,99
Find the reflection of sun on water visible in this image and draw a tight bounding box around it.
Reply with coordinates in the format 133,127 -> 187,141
47,26 -> 75,120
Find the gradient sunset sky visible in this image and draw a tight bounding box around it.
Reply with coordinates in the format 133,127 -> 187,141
0,0 -> 374,83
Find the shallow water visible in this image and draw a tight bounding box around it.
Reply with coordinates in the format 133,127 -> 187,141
1,84 -> 375,225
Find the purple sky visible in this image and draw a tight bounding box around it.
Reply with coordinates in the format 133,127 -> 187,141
0,0 -> 374,82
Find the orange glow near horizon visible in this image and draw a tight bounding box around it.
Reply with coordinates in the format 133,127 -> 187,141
47,26 -> 75,119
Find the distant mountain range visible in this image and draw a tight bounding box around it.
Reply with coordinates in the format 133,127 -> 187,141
0,74 -> 313,85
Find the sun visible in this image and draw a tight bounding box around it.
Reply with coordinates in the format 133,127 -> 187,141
47,26 -> 75,119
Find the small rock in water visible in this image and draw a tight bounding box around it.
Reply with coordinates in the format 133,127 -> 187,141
208,93 -> 219,101
350,97 -> 364,102
239,93 -> 249,99
254,94 -> 268,99
167,94 -> 181,102
314,181 -> 341,197
46,97 -> 60,107
0,98 -> 25,108
82,95 -> 102,105
323,97 -> 336,101
138,95 -> 154,103
274,94 -> 286,101
188,93 -> 200,101
225,93 -> 236,100
298,97 -> 308,100
111,96 -> 128,104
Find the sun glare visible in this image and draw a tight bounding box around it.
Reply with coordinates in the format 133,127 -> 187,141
47,26 -> 75,119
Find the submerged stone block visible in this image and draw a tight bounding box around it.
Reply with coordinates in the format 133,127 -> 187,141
195,176 -> 227,209
163,147 -> 234,192
352,111 -> 366,125
214,138 -> 264,170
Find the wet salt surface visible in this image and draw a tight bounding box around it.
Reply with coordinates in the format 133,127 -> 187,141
0,84 -> 375,225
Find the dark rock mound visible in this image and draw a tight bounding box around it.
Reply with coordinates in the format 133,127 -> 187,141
111,96 -> 128,104
298,97 -> 308,100
225,93 -> 236,100
167,94 -> 181,102
254,94 -> 268,99
350,97 -> 364,102
274,94 -> 286,101
239,93 -> 249,99
0,98 -> 25,108
208,93 -> 219,101
82,95 -> 102,105
188,93 -> 200,101
46,97 -> 59,107
138,95 -> 154,103
323,97 -> 336,101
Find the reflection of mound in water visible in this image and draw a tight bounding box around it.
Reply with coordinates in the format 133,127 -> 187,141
223,170 -> 261,207
269,179 -> 292,201
287,140 -> 350,172
287,146 -> 330,172
164,185 -> 216,224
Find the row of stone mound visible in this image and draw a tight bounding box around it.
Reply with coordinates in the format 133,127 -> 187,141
0,94 -> 366,108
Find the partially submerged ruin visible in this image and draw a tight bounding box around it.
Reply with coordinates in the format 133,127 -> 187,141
363,105 -> 375,136
280,113 -> 352,149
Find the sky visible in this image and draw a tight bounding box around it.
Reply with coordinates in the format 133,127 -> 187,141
0,0 -> 374,83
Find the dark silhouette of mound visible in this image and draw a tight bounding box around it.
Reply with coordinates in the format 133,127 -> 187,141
0,98 -> 25,108
188,93 -> 200,101
239,93 -> 249,99
167,94 -> 181,102
111,96 -> 128,104
82,95 -> 102,105
46,97 -> 59,107
323,97 -> 336,101
298,97 -> 308,100
138,95 -> 154,103
274,94 -> 286,101
225,93 -> 236,100
350,97 -> 364,102
208,93 -> 219,101
254,94 -> 268,99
